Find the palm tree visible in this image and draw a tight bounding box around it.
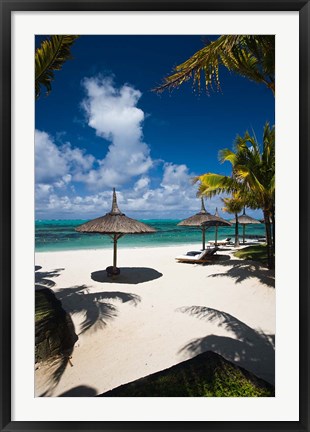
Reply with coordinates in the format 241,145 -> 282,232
222,195 -> 245,247
196,123 -> 275,269
35,35 -> 79,99
154,35 -> 275,95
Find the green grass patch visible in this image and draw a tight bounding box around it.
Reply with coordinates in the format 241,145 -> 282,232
100,351 -> 274,397
234,244 -> 268,264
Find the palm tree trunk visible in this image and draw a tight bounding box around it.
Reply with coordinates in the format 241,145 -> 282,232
234,213 -> 239,247
242,225 -> 246,244
202,226 -> 206,250
264,210 -> 274,269
271,207 -> 275,248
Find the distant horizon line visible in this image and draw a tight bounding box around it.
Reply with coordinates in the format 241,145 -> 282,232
35,217 -> 236,222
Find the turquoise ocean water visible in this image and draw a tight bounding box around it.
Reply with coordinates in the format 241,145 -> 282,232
35,220 -> 266,252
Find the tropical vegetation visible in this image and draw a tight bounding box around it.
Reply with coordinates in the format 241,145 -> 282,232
221,194 -> 245,247
154,35 -> 275,95
35,35 -> 79,99
195,123 -> 275,269
234,245 -> 268,266
101,351 -> 274,397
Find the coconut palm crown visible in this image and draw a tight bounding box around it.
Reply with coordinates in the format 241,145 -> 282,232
222,195 -> 245,247
195,123 -> 275,268
154,35 -> 275,95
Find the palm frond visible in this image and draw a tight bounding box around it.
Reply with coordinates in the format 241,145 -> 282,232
218,148 -> 237,165
35,35 -> 79,99
221,195 -> 245,214
196,173 -> 240,198
154,35 -> 275,95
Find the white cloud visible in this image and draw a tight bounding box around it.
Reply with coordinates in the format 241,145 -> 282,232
62,144 -> 95,175
35,182 -> 228,220
36,190 -> 113,218
161,163 -> 193,191
35,135 -> 231,219
35,129 -> 95,187
35,130 -> 68,183
35,183 -> 54,201
54,174 -> 72,189
134,176 -> 150,191
80,76 -> 153,188
35,78 -> 237,220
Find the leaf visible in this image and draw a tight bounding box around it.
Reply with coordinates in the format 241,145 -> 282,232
153,35 -> 275,95
35,35 -> 79,99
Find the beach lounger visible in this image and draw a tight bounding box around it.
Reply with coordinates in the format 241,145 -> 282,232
239,238 -> 261,244
175,247 -> 219,263
208,237 -> 231,246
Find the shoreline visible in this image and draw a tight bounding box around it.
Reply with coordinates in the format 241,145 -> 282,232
35,244 -> 275,397
35,242 -> 216,254
35,240 -> 264,254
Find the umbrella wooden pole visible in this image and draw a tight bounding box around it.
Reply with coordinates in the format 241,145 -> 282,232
202,227 -> 206,250
113,234 -> 117,270
243,225 -> 246,244
215,225 -> 218,245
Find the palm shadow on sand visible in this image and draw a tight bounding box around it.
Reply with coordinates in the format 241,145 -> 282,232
208,259 -> 275,288
91,267 -> 163,284
35,266 -> 75,396
58,385 -> 97,397
35,267 -> 65,290
55,285 -> 141,335
177,306 -> 275,385
37,284 -> 141,396
35,266 -> 141,394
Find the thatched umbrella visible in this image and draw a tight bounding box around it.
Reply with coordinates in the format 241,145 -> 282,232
178,198 -> 220,250
201,208 -> 232,246
230,208 -> 261,244
75,189 -> 156,276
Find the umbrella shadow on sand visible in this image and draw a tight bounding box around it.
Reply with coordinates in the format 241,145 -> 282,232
91,267 -> 163,284
177,306 -> 275,385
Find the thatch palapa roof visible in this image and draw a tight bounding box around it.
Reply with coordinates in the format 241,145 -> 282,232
230,208 -> 261,225
201,208 -> 232,228
178,198 -> 212,227
201,208 -> 232,246
178,199 -> 231,249
75,189 -> 156,235
230,208 -> 261,245
76,189 -> 156,276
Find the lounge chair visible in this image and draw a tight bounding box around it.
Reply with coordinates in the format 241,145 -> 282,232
208,237 -> 231,246
175,247 -> 219,263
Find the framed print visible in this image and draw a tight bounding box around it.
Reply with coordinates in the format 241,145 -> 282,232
1,0 -> 309,431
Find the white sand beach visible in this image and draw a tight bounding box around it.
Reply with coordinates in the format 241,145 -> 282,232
35,244 -> 275,397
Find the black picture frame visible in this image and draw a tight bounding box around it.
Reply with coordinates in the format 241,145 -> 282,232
1,0 -> 309,431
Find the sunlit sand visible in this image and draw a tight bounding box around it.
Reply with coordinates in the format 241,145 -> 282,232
35,244 -> 275,397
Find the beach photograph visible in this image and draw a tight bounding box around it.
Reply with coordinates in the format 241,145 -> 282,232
35,35 -> 275,398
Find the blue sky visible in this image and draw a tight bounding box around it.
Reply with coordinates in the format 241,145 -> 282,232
35,35 -> 274,220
